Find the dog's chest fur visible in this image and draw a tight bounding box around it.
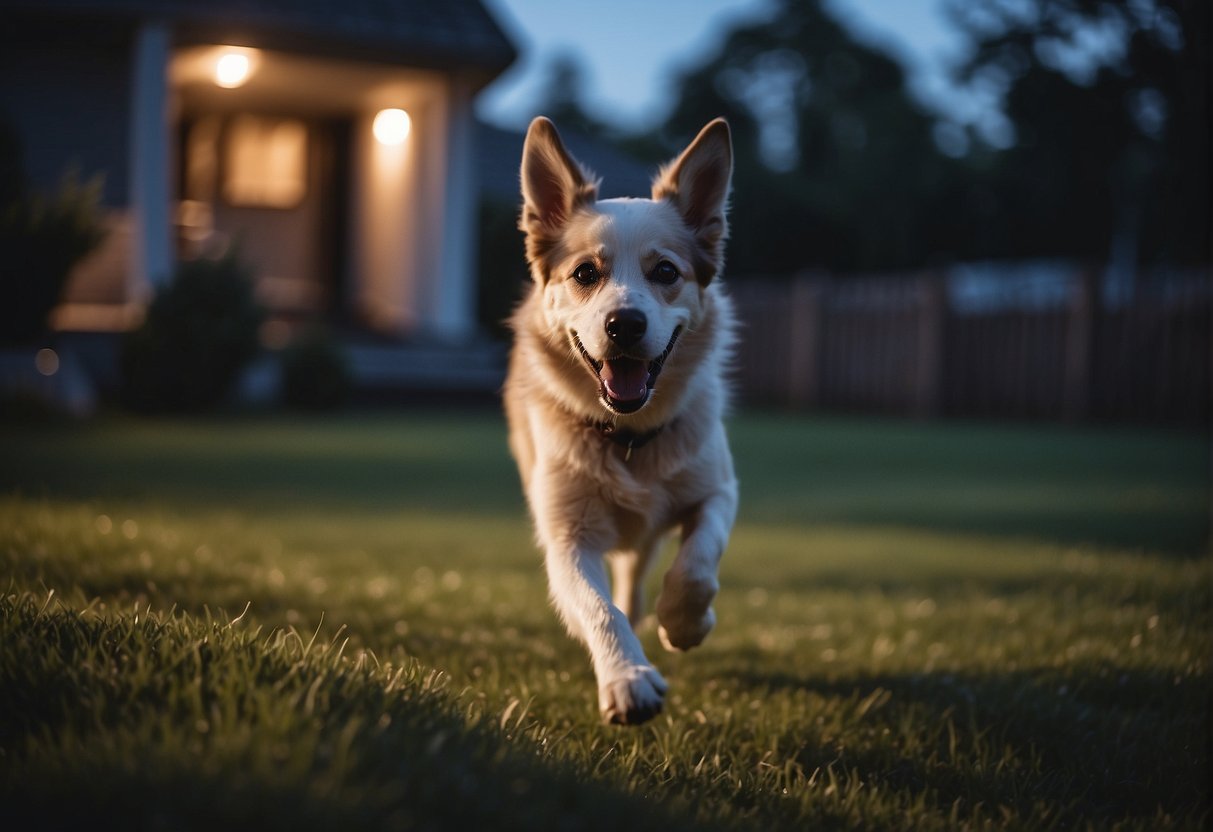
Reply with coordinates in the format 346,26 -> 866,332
506,281 -> 733,528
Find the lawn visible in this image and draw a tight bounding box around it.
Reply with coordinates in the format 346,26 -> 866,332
0,409 -> 1209,830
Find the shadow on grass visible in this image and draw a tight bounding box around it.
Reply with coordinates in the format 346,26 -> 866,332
2,411 -> 1208,556
0,430 -> 524,518
730,413 -> 1210,557
720,568 -> 1207,614
724,661 -> 1211,828
0,592 -> 712,832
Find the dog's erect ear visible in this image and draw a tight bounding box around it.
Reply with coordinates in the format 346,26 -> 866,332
519,117 -> 599,273
651,119 -> 733,284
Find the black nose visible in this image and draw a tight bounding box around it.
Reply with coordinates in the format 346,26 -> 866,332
605,308 -> 647,349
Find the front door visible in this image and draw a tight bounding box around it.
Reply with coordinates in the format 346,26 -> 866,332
178,114 -> 350,336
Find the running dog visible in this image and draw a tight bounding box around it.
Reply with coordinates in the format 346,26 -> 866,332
504,116 -> 737,725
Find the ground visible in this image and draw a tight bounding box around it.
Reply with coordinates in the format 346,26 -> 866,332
0,409 -> 1208,830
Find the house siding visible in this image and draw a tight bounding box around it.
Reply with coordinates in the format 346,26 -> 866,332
2,0 -> 515,346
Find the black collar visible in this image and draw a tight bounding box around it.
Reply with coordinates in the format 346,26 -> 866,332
585,417 -> 670,460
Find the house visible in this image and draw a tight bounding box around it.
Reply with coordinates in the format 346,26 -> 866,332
0,0 -> 516,349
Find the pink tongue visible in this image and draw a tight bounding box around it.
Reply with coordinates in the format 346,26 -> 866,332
601,358 -> 649,402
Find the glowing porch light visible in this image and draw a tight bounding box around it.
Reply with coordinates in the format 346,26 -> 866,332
214,49 -> 256,88
373,108 -> 411,146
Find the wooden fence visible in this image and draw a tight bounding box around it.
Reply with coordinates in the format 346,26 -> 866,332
729,270 -> 1211,425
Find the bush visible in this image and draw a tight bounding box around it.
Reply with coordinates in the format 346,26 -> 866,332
0,168 -> 108,345
121,253 -> 265,413
279,328 -> 351,411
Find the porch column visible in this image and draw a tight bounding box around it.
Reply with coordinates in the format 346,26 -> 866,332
431,74 -> 478,342
350,107 -> 420,334
129,21 -> 173,296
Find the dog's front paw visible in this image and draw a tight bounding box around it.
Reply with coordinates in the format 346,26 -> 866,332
657,605 -> 716,652
598,665 -> 668,726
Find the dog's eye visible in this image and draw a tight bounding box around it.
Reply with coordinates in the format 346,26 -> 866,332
650,260 -> 680,285
572,262 -> 599,286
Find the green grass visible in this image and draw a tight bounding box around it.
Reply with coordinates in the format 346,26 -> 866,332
0,410 -> 1209,830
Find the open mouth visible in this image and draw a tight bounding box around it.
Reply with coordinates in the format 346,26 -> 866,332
571,327 -> 682,414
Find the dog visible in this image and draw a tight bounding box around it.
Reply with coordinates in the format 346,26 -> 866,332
504,116 -> 738,725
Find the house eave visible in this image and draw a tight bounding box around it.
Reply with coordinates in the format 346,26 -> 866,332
0,0 -> 518,84
172,21 -> 515,89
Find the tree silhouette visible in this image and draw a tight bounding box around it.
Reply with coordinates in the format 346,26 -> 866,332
951,0 -> 1210,267
648,0 -> 975,274
531,52 -> 607,137
628,0 -> 1208,275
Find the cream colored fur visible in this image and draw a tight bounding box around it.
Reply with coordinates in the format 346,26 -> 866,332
505,117 -> 738,725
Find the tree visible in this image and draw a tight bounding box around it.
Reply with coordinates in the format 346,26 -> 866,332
950,0 -> 1210,267
531,52 -> 608,137
631,0 -> 1208,274
645,0 -> 976,274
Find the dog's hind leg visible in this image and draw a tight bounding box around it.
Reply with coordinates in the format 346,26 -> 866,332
609,539 -> 661,629
609,551 -> 643,627
657,485 -> 737,652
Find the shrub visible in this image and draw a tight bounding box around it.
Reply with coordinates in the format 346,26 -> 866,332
0,168 -> 108,345
279,328 -> 351,411
121,253 -> 265,413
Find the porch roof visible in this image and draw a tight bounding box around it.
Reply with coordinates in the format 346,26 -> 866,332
0,0 -> 517,81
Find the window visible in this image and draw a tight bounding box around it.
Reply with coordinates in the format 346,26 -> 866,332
224,116 -> 307,208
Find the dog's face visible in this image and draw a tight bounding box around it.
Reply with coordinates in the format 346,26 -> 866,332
519,118 -> 732,415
